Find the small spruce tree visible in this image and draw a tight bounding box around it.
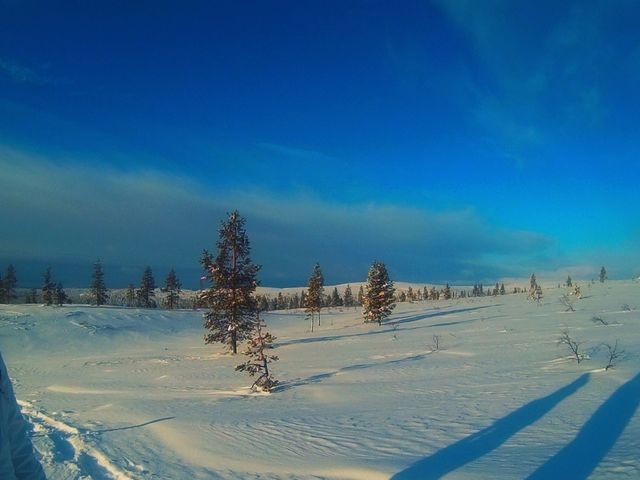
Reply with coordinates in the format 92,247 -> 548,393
42,267 -> 55,306
55,282 -> 68,306
137,266 -> 156,308
235,312 -> 278,392
599,266 -> 607,283
362,261 -> 396,326
330,287 -> 342,307
566,275 -> 572,287
200,211 -> 260,354
90,260 -> 109,306
5,265 -> 17,303
357,285 -> 364,305
164,268 -> 182,309
343,284 -> 354,308
304,263 -> 324,332
125,284 -> 136,307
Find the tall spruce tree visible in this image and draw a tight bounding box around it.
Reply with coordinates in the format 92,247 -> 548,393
90,260 -> 109,306
566,275 -> 572,287
304,263 -> 324,332
343,284 -> 354,308
138,266 -> 156,308
42,267 -> 55,306
4,265 -> 17,304
362,261 -> 396,326
599,266 -> 607,283
200,211 -> 260,354
164,268 -> 182,309
0,272 -> 5,303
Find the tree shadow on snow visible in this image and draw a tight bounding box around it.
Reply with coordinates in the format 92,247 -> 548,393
527,372 -> 640,480
274,353 -> 432,392
391,373 -> 591,480
275,305 -> 499,348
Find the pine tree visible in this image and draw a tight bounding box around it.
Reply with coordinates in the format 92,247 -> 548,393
125,284 -> 136,307
42,267 -> 55,306
137,266 -> 156,308
343,284 -> 354,308
398,290 -> 406,302
90,260 -> 109,306
362,261 -> 396,326
443,283 -> 452,300
599,266 -> 607,283
0,272 -> 5,303
235,313 -> 278,392
500,283 -> 506,295
407,286 -> 414,302
304,263 -> 324,332
164,268 -> 182,309
55,282 -> 68,306
4,264 -> 17,303
566,275 -> 572,287
200,211 -> 260,354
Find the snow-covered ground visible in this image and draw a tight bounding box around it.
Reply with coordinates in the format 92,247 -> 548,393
2,281 -> 639,479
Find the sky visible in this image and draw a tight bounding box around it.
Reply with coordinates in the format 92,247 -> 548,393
1,0 -> 639,288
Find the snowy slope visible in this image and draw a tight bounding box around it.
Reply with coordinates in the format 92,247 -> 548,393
1,281 -> 639,479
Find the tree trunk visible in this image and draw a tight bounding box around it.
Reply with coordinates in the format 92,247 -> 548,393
232,330 -> 237,354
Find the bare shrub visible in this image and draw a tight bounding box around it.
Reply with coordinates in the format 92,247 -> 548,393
431,334 -> 441,351
603,340 -> 624,370
560,295 -> 575,312
558,329 -> 584,364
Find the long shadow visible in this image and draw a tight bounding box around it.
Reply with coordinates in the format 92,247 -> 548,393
275,352 -> 433,392
82,416 -> 175,435
392,373 -> 591,480
527,372 -> 640,479
276,305 -> 499,348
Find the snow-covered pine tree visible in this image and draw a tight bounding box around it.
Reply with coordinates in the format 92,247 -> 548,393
500,283 -> 506,295
443,283 -> 452,300
42,267 -> 55,305
200,211 -> 260,354
235,312 -> 278,392
362,261 -> 396,326
137,266 -> 156,308
343,284 -> 354,308
164,268 -> 182,309
599,266 -> 607,283
0,272 -> 5,303
566,275 -> 572,287
90,260 -> 109,306
398,290 -> 407,302
407,286 -> 414,302
304,263 -> 324,332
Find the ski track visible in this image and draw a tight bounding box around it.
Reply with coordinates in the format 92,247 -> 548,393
19,400 -> 138,480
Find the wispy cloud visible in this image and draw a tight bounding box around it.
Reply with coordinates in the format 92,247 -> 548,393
0,59 -> 49,84
258,143 -> 338,163
432,0 -> 635,166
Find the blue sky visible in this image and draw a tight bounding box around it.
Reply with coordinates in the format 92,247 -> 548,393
1,0 -> 639,288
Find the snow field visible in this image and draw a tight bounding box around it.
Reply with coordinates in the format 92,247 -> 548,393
1,281 -> 639,479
